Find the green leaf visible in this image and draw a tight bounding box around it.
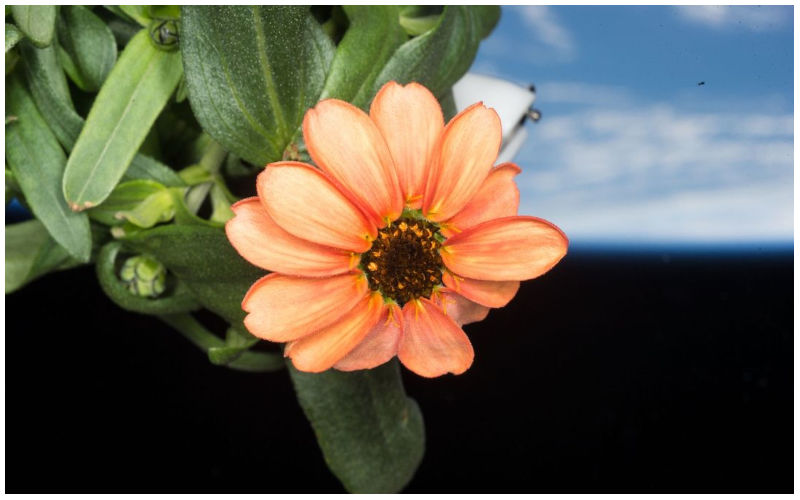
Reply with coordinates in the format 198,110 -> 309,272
118,189 -> 174,228
180,5 -> 335,166
398,6 -> 444,36
123,154 -> 186,187
19,40 -> 187,188
159,313 -> 283,372
62,29 -> 183,211
56,5 -> 117,92
289,360 -> 425,493
18,40 -> 83,150
207,327 -> 259,365
5,219 -> 82,293
6,47 -> 19,75
11,5 -> 56,48
118,5 -> 151,28
6,23 -> 23,53
370,5 -> 501,101
96,241 -> 200,315
319,6 -> 407,109
476,6 -> 501,40
5,75 -> 92,261
88,179 -> 174,228
147,6 -> 181,20
123,224 -> 264,325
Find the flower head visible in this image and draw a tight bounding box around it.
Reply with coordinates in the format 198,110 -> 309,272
226,81 -> 568,377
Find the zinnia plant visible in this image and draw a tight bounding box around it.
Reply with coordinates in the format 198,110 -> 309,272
226,81 -> 568,377
6,5 -> 566,493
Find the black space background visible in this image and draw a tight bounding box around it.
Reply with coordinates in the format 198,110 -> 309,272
5,246 -> 793,493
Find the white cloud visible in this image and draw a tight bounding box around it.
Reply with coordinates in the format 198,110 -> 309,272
535,81 -> 633,107
675,6 -> 790,32
511,101 -> 793,243
515,6 -> 576,61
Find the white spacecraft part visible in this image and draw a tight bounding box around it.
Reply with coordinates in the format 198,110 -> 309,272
451,73 -> 536,164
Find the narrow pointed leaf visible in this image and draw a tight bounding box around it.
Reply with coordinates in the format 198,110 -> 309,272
56,5 -> 117,92
180,5 -> 335,166
5,219 -> 81,293
319,6 -> 407,109
289,360 -> 425,493
5,76 -> 92,261
11,5 -> 56,48
20,41 -> 185,188
371,5 -> 501,100
62,29 -> 183,211
123,154 -> 187,187
19,40 -> 83,150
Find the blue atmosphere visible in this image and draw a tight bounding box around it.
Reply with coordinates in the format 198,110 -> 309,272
469,5 -> 793,246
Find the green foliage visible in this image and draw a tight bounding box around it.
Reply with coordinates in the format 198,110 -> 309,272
6,219 -> 82,293
5,5 -> 504,492
371,5 -> 501,100
5,75 -> 92,261
95,241 -> 200,315
5,23 -> 23,53
62,29 -> 183,210
319,6 -> 407,108
11,5 -> 56,48
88,179 -> 175,228
56,5 -> 117,92
180,6 -> 335,166
122,224 -> 264,326
18,40 -> 83,150
289,360 -> 426,493
159,313 -> 283,372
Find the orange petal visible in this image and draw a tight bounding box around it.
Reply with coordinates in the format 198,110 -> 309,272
242,273 -> 368,343
435,289 -> 490,326
443,162 -> 521,237
257,161 -> 376,253
441,216 -> 568,281
226,197 -> 354,277
442,272 -> 520,308
423,103 -> 502,222
333,303 -> 403,372
304,99 -> 403,227
286,292 -> 384,373
370,81 -> 444,207
398,298 -> 474,377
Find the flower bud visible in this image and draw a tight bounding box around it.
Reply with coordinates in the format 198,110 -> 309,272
119,255 -> 166,298
148,19 -> 179,51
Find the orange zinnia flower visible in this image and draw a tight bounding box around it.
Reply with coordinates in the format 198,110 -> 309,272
225,81 -> 568,377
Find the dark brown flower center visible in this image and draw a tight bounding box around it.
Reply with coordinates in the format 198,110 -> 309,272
360,216 -> 444,306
